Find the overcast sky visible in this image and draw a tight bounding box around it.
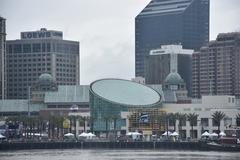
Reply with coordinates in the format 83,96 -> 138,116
1,0 -> 240,84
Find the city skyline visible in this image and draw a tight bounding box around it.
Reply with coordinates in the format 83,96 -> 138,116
1,0 -> 240,84
135,0 -> 209,78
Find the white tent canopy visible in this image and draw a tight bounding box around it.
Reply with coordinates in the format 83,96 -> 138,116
87,133 -> 96,137
210,132 -> 218,137
162,131 -> 172,136
219,131 -> 226,136
126,132 -> 142,140
78,132 -> 96,139
170,132 -> 179,136
64,133 -> 74,137
78,132 -> 89,137
126,132 -> 142,136
0,134 -> 6,139
33,133 -> 48,137
201,131 -> 210,137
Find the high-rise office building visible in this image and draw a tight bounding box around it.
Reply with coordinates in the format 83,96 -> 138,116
6,28 -> 80,99
135,0 -> 209,77
0,17 -> 6,99
192,32 -> 240,98
145,45 -> 193,95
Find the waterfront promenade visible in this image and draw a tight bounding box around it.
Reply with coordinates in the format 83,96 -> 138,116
0,141 -> 239,152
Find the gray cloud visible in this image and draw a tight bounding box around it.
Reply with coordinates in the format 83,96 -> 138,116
1,0 -> 239,84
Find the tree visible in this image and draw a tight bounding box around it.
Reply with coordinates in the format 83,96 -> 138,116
236,113 -> 240,126
89,116 -> 95,133
159,112 -> 169,137
68,115 -> 77,136
187,113 -> 198,139
69,116 -> 77,138
84,116 -> 91,132
111,115 -> 120,141
176,113 -> 186,139
103,116 -> 110,138
168,113 -> 177,131
55,116 -> 64,139
212,111 -> 226,134
150,114 -> 158,133
156,112 -> 166,133
48,116 -> 56,139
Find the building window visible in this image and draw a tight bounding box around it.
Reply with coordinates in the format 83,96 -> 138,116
42,43 -> 46,52
33,43 -> 41,52
8,45 -> 13,53
224,117 -> 232,127
47,43 -> 51,52
201,118 -> 209,127
14,44 -> 22,53
23,44 -> 31,53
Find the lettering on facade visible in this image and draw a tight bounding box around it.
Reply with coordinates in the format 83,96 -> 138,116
21,31 -> 63,39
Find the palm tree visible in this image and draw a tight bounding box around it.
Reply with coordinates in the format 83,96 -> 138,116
176,113 -> 186,139
236,113 -> 240,127
103,116 -> 110,138
168,113 -> 177,131
212,111 -> 226,134
89,116 -> 95,133
111,115 -> 120,140
55,116 -> 64,139
72,116 -> 77,137
82,116 -> 90,132
187,113 -> 198,139
68,115 -> 76,135
156,112 -> 166,133
85,116 -> 90,132
159,112 -> 169,137
150,114 -> 158,133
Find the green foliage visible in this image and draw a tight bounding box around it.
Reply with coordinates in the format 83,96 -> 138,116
187,113 -> 198,126
211,111 -> 226,126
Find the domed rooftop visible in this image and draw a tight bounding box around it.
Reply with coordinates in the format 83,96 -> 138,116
38,73 -> 53,85
90,79 -> 161,106
165,72 -> 184,85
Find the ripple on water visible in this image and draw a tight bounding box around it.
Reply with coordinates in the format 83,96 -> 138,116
0,149 -> 240,160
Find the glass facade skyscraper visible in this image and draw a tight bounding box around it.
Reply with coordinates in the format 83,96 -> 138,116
135,0 -> 209,77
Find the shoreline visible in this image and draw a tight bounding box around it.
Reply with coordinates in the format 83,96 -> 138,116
0,141 -> 239,152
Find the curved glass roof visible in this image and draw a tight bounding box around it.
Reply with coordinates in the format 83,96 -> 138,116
91,79 -> 161,106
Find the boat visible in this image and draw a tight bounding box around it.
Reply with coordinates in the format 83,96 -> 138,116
205,141 -> 240,152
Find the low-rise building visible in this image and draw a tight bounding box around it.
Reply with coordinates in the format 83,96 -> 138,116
0,78 -> 239,139
163,95 -> 240,139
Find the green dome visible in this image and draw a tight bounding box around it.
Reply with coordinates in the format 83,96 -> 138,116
38,73 -> 53,85
165,72 -> 184,85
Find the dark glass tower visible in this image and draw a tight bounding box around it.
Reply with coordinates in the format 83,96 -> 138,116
135,0 -> 209,77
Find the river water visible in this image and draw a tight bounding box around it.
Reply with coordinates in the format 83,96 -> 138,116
0,149 -> 240,160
